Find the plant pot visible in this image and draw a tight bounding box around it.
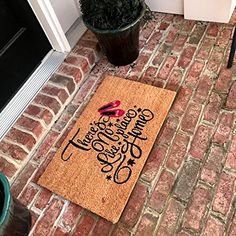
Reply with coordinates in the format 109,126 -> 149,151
0,172 -> 32,236
83,4 -> 145,66
184,0 -> 236,23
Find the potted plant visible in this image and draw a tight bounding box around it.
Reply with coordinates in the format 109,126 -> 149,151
79,0 -> 146,66
0,172 -> 32,236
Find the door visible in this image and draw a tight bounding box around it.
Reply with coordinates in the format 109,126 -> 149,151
0,0 -> 51,111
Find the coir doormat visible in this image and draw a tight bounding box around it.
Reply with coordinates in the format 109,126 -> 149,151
38,76 -> 176,223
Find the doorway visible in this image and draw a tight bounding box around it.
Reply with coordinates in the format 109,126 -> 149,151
0,0 -> 51,111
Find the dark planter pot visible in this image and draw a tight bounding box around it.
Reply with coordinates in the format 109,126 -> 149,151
83,4 -> 145,66
0,173 -> 32,236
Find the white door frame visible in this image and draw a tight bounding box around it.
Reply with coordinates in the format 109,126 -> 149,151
28,0 -> 72,52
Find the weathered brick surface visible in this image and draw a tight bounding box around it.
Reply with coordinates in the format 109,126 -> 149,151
213,172 -> 236,216
182,186 -> 211,231
2,11 -> 236,236
166,133 -> 190,171
174,160 -> 201,201
135,213 -> 158,236
189,125 -> 213,160
121,183 -> 147,227
156,199 -> 184,235
148,169 -> 175,213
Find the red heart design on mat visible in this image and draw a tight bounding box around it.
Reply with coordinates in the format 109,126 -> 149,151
98,100 -> 125,118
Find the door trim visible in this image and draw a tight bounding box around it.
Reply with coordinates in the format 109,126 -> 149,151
27,0 -> 71,52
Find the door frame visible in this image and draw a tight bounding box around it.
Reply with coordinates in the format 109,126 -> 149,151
27,0 -> 86,53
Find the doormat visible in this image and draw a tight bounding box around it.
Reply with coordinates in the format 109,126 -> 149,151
38,76 -> 176,223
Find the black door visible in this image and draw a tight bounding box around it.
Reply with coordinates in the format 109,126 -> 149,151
0,0 -> 51,111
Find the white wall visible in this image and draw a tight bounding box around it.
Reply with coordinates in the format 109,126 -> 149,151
49,0 -> 81,33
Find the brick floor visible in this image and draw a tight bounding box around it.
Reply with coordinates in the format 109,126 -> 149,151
1,10 -> 236,236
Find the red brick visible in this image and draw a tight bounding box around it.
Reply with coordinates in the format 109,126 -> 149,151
65,55 -> 90,74
214,68 -> 232,93
201,145 -> 225,185
92,218 -> 112,236
166,133 -> 190,171
52,227 -> 66,236
58,63 -> 82,84
203,92 -> 222,124
73,77 -> 98,104
163,14 -> 174,22
182,20 -> 195,33
112,225 -> 130,236
228,213 -> 236,235
145,31 -> 162,51
153,79 -> 165,88
25,105 -> 53,125
0,140 -> 28,161
185,61 -> 204,88
72,46 -> 96,66
31,210 -> 40,228
171,87 -> 193,116
81,30 -> 97,42
135,213 -> 158,236
140,66 -> 158,85
121,183 -> 147,227
50,74 -> 75,95
157,56 -> 177,80
225,135 -> 236,170
73,214 -> 95,236
226,82 -> 236,109
189,125 -> 213,160
177,231 -> 191,236
140,21 -> 158,41
183,186 -> 211,231
34,94 -> 61,115
156,199 -> 184,235
34,188 -> 52,210
207,48 -> 224,73
156,116 -> 179,145
178,46 -> 196,69
158,22 -> 170,31
149,169 -> 175,213
202,216 -> 224,236
172,35 -> 188,53
141,145 -> 168,182
42,85 -> 69,104
33,198 -> 64,236
6,128 -> 36,150
165,69 -> 183,91
213,112 -> 234,145
188,24 -> 206,44
152,51 -> 165,66
165,26 -> 178,43
0,156 -> 17,178
193,75 -> 213,104
206,23 -> 220,37
11,162 -> 37,197
130,52 -> 151,74
196,38 -> 215,60
33,130 -> 59,163
213,172 -> 236,215
181,103 -> 202,134
174,160 -> 200,201
216,28 -> 232,48
18,184 -> 39,207
78,39 -> 98,51
60,202 -> 82,231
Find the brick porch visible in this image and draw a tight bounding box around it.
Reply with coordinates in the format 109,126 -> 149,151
1,10 -> 236,236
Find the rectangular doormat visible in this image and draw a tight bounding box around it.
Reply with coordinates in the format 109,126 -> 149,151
38,76 -> 176,223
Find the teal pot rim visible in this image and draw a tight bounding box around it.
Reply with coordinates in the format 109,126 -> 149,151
0,172 -> 11,227
83,1 -> 146,34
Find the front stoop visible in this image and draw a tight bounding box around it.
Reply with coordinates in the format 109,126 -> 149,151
1,11 -> 236,235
